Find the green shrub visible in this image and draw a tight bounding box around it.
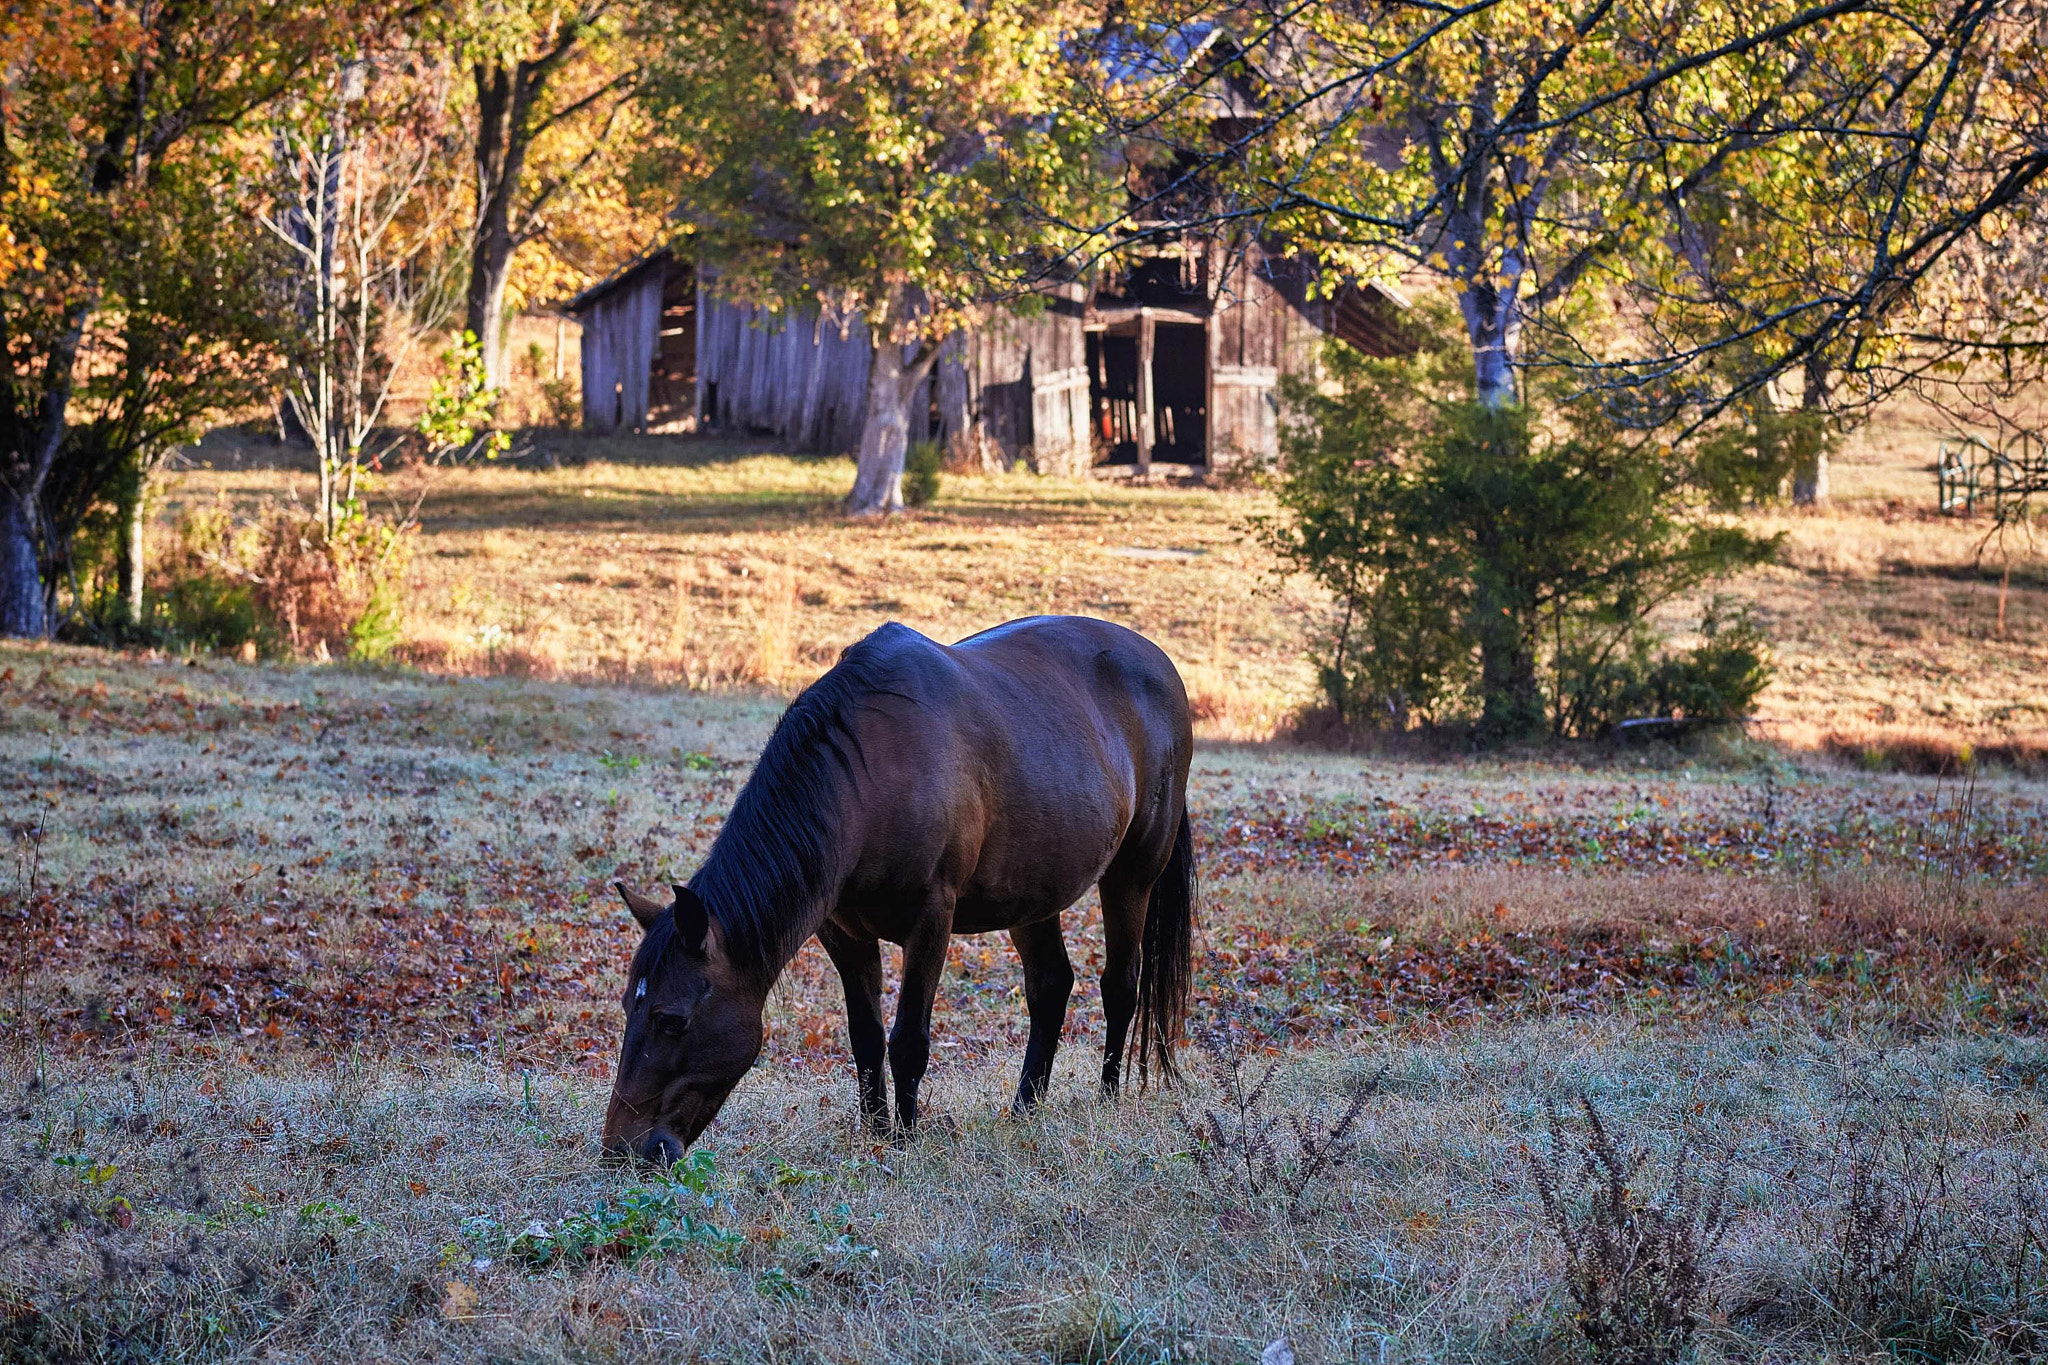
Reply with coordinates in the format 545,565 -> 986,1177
1556,602 -> 1774,736
1262,320 -> 1783,743
903,440 -> 943,508
157,571 -> 265,654
539,376 -> 580,429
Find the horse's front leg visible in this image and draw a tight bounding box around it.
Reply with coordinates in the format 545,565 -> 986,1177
889,897 -> 955,1134
819,920 -> 889,1133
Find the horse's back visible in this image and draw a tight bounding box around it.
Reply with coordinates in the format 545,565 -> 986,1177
827,617 -> 1190,934
943,613 -> 1185,758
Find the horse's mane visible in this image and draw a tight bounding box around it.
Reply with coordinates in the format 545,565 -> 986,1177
690,631 -> 910,981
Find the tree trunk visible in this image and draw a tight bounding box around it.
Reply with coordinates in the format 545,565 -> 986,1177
120,475 -> 147,626
1791,353 -> 1830,505
466,63 -> 524,392
846,339 -> 911,516
1,304 -> 88,639
1473,582 -> 1542,741
1458,280 -> 1521,410
0,493 -> 47,638
466,227 -> 513,390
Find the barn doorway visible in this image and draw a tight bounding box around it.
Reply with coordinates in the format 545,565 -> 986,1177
1088,320 -> 1208,468
1150,323 -> 1207,464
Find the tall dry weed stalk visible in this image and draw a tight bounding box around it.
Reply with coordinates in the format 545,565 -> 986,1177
669,570 -> 694,670
1794,1109 -> 2047,1359
747,562 -> 798,685
1176,1015 -> 1383,1222
1918,764 -> 1984,909
1525,1097 -> 1732,1364
1186,598 -> 1276,737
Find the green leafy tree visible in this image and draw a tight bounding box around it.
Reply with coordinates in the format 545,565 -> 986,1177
1263,328 -> 1782,741
56,175 -> 287,631
646,0 -> 1112,514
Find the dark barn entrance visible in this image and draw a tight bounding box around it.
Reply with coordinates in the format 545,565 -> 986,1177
1149,323 -> 1206,463
1088,315 -> 1208,469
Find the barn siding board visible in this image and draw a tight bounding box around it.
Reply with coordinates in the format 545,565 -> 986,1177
577,265 -> 663,433
694,290 -> 878,450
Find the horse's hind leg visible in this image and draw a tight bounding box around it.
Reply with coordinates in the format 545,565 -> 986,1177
1008,917 -> 1074,1110
819,921 -> 889,1133
1096,873 -> 1148,1095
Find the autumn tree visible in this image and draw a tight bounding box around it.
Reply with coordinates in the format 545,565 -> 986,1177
443,0 -> 651,389
1,0 -> 344,637
266,54 -> 470,540
1087,0 -> 2048,432
646,0 -> 1111,515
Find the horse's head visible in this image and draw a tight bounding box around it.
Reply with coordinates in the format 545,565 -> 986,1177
601,881 -> 764,1164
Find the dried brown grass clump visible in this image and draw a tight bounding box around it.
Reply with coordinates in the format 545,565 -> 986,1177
252,515 -> 357,657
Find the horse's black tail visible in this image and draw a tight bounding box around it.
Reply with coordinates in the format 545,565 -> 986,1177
1134,807 -> 1195,1087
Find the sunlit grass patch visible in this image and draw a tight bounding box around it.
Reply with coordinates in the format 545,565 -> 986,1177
161,425 -> 2046,755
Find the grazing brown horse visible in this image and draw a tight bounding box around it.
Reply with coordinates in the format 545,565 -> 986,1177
602,616 -> 1196,1162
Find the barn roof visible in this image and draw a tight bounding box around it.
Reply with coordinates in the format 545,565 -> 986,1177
564,247 -> 676,315
1089,21 -> 1224,87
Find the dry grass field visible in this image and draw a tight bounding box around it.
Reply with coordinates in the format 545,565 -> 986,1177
2,638 -> 2045,1363
167,416 -> 2048,760
4,413 -> 2045,1362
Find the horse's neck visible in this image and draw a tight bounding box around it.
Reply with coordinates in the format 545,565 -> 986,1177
700,845 -> 844,992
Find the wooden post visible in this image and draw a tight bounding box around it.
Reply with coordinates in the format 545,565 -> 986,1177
1136,311 -> 1156,475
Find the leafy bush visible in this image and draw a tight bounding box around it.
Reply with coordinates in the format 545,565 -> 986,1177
903,440 -> 943,508
252,509 -> 412,662
1263,322 -> 1784,743
1555,601 -> 1774,737
135,498 -> 412,662
130,496 -> 273,655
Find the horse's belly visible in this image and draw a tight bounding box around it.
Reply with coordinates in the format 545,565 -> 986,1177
951,812 -> 1124,935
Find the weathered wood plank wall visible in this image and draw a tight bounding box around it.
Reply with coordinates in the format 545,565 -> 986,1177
696,293 -> 875,452
578,264 -> 663,433
696,282 -> 1089,473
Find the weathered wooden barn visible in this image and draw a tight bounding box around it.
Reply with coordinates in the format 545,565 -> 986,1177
567,249 -> 1407,474
566,22 -> 1411,471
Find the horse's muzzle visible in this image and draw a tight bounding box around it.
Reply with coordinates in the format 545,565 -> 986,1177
602,1093 -> 685,1166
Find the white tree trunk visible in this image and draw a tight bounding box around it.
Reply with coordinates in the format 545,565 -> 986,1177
1458,281 -> 1521,410
846,339 -> 910,516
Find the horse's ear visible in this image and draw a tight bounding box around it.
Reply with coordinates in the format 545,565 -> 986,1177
672,884 -> 710,954
614,880 -> 667,930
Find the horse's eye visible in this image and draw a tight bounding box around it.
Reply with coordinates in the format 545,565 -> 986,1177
652,1012 -> 686,1038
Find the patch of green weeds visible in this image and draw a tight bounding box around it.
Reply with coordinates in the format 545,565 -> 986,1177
460,1150 -> 741,1271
